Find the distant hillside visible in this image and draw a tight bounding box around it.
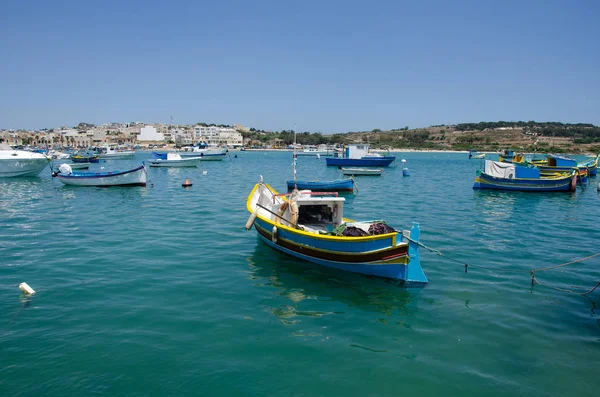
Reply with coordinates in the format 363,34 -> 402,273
240,121 -> 600,154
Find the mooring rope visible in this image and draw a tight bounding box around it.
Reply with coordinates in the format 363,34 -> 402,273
403,234 -> 600,295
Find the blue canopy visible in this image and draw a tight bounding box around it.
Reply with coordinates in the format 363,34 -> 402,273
151,152 -> 168,160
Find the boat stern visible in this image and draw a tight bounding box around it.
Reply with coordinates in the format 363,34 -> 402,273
403,222 -> 428,283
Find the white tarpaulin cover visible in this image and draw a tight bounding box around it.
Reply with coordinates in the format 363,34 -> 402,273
484,160 -> 516,179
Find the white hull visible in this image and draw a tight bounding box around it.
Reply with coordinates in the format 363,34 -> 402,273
179,148 -> 227,160
297,151 -> 332,156
0,149 -> 50,177
148,158 -> 199,167
57,165 -> 147,186
98,152 -> 135,159
341,167 -> 383,176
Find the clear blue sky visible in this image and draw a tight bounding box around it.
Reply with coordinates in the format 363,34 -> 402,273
1,0 -> 598,133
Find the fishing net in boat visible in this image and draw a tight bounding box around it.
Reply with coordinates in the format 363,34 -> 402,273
332,221 -> 396,236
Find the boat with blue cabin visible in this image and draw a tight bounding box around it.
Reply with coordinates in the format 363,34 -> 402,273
473,160 -> 577,192
532,154 -> 598,176
325,144 -> 395,167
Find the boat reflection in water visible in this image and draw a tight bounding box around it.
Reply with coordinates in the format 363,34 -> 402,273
246,243 -> 421,324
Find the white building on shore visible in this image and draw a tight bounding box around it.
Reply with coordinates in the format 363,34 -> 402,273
192,126 -> 243,147
137,125 -> 166,142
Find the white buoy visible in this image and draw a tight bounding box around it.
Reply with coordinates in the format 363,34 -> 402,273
401,159 -> 407,163
202,170 -> 208,175
19,282 -> 35,295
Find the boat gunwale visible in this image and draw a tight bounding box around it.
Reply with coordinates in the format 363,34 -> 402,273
247,183 -> 400,243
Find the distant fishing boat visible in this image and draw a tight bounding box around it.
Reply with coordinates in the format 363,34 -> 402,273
71,150 -> 100,163
95,144 -> 135,159
473,160 -> 577,192
296,146 -> 333,156
179,144 -> 228,160
286,178 -> 354,192
54,163 -> 147,187
326,144 -> 395,167
532,154 -> 597,176
469,150 -> 485,159
148,152 -> 200,167
341,167 -> 383,176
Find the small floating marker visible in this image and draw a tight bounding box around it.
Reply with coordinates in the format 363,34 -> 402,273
182,178 -> 192,188
234,154 -> 238,158
401,159 -> 407,163
403,168 -> 410,177
19,282 -> 35,295
202,170 -> 208,175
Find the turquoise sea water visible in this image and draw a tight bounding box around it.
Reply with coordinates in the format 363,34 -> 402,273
1,151 -> 599,396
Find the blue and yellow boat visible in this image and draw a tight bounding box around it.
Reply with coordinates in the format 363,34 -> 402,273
245,177 -> 427,283
473,160 -> 577,192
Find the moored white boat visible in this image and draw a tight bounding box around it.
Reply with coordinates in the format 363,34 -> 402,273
95,144 -> 135,159
179,145 -> 228,160
341,167 -> 383,176
148,152 -> 200,167
296,146 -> 333,156
55,163 -> 147,187
0,143 -> 51,177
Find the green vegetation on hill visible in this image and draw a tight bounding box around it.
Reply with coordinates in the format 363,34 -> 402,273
239,121 -> 600,153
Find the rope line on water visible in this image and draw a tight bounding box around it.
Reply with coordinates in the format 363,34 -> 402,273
404,234 -> 600,295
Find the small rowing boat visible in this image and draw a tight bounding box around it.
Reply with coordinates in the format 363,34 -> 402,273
54,163 -> 147,187
341,167 -> 383,176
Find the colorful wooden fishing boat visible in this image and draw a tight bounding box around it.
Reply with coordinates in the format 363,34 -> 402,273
326,144 -> 395,167
71,150 -> 100,163
54,163 -> 147,187
530,154 -> 593,177
245,177 -> 427,282
473,160 -> 577,192
286,178 -> 354,192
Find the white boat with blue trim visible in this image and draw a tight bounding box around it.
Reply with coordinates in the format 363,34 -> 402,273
54,163 -> 147,186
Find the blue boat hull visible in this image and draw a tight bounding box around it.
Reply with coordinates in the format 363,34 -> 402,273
326,157 -> 395,167
473,172 -> 576,192
252,217 -> 425,282
286,179 -> 354,192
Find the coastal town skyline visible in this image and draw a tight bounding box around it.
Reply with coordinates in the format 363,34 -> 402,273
2,1 -> 599,132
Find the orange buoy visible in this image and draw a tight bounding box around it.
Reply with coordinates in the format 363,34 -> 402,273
182,178 -> 192,187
